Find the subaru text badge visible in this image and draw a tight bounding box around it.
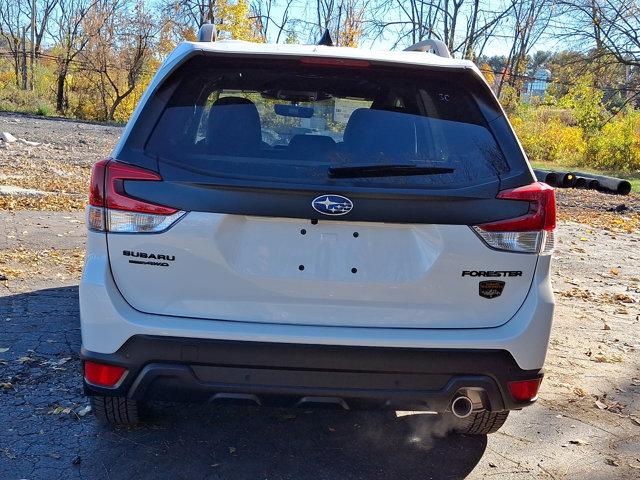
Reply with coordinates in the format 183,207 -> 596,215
311,194 -> 353,216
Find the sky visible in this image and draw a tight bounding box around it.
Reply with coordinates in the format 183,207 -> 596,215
262,0 -> 563,58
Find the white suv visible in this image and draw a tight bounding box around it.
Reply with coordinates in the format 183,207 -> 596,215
79,29 -> 555,434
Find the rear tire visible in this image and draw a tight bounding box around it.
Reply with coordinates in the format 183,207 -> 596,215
90,395 -> 142,426
452,410 -> 509,435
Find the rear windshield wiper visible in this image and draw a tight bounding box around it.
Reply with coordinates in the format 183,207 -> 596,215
328,164 -> 455,179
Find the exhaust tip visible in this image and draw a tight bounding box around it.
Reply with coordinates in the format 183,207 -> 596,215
451,395 -> 474,419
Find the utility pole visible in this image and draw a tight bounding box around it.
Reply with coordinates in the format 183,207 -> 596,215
30,0 -> 36,90
21,27 -> 28,90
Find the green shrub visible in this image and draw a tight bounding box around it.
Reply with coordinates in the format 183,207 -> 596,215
511,107 -> 586,165
558,78 -> 606,137
586,111 -> 640,171
35,103 -> 53,117
510,81 -> 640,173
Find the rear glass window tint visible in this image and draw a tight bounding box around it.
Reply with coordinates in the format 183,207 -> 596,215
144,57 -> 509,190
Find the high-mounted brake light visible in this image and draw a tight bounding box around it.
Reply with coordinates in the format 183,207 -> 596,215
472,182 -> 556,254
87,159 -> 185,233
84,361 -> 127,387
299,57 -> 370,68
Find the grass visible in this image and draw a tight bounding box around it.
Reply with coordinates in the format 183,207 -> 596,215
530,161 -> 640,193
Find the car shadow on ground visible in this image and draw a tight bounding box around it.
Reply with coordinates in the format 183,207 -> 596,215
1,286 -> 487,480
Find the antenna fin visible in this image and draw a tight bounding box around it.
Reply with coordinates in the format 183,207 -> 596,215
318,29 -> 334,46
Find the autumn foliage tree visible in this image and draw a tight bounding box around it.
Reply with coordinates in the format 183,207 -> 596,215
79,0 -> 159,121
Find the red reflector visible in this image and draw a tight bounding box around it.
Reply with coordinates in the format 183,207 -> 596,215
479,182 -> 556,232
508,378 -> 542,402
299,57 -> 370,68
84,361 -> 127,387
104,160 -> 177,215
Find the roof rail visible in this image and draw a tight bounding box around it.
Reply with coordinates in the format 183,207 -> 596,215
198,22 -> 217,42
404,39 -> 451,58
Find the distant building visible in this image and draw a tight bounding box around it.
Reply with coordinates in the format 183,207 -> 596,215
522,68 -> 551,103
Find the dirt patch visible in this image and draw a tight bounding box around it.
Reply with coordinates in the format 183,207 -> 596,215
556,189 -> 640,233
0,113 -> 119,211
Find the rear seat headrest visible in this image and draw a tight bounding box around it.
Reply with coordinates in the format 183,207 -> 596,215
343,108 -> 417,157
207,96 -> 262,155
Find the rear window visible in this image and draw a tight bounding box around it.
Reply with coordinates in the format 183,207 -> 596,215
144,56 -> 509,190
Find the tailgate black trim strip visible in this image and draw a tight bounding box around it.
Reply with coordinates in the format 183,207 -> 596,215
123,181 -> 530,224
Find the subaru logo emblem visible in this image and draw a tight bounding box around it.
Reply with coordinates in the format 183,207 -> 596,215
311,194 -> 353,216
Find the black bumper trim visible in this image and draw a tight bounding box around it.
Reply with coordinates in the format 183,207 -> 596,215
81,335 -> 542,412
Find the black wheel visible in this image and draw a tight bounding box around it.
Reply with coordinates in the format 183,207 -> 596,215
452,410 -> 509,435
90,395 -> 142,426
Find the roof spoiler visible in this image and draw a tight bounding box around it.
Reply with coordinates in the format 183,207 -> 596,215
404,39 -> 451,58
198,22 -> 217,42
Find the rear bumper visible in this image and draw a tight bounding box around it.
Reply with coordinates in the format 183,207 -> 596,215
81,336 -> 542,412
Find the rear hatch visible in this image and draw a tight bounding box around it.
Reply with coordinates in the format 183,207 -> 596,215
96,53 -> 550,329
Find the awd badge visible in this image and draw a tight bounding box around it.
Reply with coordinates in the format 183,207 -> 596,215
479,280 -> 505,299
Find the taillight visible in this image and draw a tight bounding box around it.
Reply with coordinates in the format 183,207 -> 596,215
87,159 -> 185,233
84,361 -> 127,387
508,378 -> 542,402
472,182 -> 556,254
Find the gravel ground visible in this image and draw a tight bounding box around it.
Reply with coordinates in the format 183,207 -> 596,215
1,112 -> 640,479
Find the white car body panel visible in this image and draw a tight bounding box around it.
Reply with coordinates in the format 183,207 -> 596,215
107,213 -> 538,329
81,230 -> 553,371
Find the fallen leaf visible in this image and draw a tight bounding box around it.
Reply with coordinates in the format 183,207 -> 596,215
610,268 -> 620,275
603,324 -> 611,331
595,399 -> 608,410
607,402 -> 625,414
614,293 -> 635,304
49,406 -> 72,415
569,439 -> 588,445
573,387 -> 587,397
593,354 -> 623,363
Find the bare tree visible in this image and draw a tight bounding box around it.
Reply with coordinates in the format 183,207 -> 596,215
34,0 -> 59,55
0,0 -> 30,87
312,0 -> 369,45
497,0 -> 554,96
251,0 -> 294,42
48,0 -> 98,112
162,0 -> 216,30
82,0 -> 158,120
369,0 -> 515,58
559,0 -> 640,68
